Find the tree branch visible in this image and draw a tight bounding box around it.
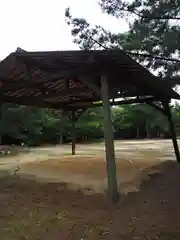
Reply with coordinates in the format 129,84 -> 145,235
100,0 -> 180,20
78,27 -> 180,64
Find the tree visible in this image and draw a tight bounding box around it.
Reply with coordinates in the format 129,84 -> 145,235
112,104 -> 166,139
0,104 -> 71,146
76,108 -> 104,141
64,0 -> 180,139
0,102 -> 179,145
65,0 -> 180,79
1,104 -> 44,145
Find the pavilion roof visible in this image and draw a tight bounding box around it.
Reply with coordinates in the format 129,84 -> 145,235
0,49 -> 179,109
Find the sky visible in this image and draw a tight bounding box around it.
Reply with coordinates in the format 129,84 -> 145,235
0,1 -> 178,101
0,0 -> 129,60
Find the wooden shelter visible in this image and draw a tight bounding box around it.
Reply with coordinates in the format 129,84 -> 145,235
0,48 -> 180,202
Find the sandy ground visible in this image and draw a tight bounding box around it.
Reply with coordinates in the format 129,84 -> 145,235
0,139 -> 178,195
0,140 -> 180,239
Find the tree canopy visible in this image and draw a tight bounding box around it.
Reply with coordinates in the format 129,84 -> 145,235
65,0 -> 180,80
0,102 -> 179,146
0,0 -> 180,146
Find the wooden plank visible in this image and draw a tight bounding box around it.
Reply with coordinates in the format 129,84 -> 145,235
101,75 -> 119,203
1,72 -> 65,91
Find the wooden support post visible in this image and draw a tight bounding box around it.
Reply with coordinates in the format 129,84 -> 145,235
101,75 -> 119,203
163,101 -> 180,162
65,108 -> 86,156
71,111 -> 76,156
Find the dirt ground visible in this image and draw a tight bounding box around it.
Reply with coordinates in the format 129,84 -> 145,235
0,139 -> 180,239
1,139 -> 177,194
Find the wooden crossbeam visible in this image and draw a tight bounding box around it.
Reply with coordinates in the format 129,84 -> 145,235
0,96 -> 72,109
91,96 -> 158,108
1,94 -> 96,109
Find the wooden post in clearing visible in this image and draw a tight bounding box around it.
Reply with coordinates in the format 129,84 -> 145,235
163,100 -> 180,162
101,75 -> 119,203
71,111 -> 76,155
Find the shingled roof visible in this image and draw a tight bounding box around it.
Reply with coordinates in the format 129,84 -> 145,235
0,48 -> 179,109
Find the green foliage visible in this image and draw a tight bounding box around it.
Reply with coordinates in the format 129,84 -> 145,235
1,1 -> 180,144
65,0 -> 180,79
0,102 -> 180,145
63,0 -> 180,142
76,108 -> 104,140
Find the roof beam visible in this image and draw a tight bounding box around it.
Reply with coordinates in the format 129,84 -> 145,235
0,96 -> 76,110
3,86 -> 94,99
91,96 -> 158,107
1,95 -> 97,109
2,77 -> 155,100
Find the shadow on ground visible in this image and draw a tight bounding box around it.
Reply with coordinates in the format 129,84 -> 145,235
0,160 -> 180,239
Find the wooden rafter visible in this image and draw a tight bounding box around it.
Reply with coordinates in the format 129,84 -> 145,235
0,49 -> 179,111
91,96 -> 158,108
1,72 -> 64,91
